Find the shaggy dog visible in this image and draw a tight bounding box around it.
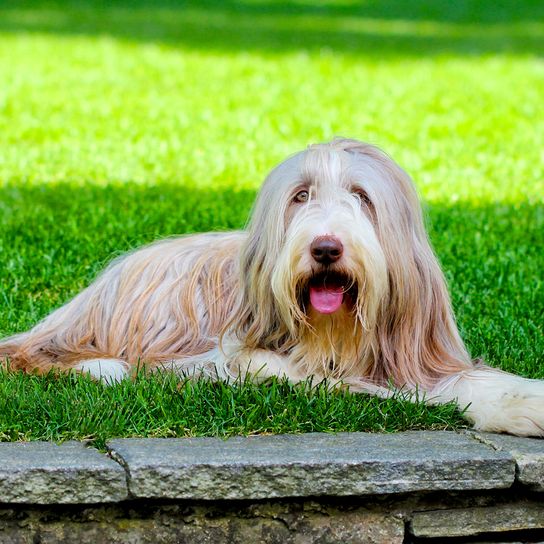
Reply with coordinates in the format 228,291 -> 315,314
1,138 -> 543,436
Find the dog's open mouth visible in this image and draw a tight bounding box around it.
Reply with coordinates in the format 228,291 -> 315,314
305,271 -> 355,315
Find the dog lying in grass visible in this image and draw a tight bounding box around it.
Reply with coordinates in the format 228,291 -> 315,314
2,138 -> 543,436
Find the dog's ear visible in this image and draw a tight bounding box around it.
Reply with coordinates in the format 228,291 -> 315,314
338,139 -> 473,388
374,234 -> 473,388
224,156 -> 305,352
224,217 -> 290,352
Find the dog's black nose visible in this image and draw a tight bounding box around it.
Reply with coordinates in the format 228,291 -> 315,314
310,236 -> 343,264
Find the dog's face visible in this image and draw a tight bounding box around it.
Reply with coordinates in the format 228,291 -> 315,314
237,139 -> 469,384
270,145 -> 389,331
247,140 -> 421,334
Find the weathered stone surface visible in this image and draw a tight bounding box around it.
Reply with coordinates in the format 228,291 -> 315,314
33,511 -> 403,544
0,526 -> 33,544
0,441 -> 127,504
0,501 -> 404,544
474,432 -> 544,491
108,431 -> 514,500
410,501 -> 544,538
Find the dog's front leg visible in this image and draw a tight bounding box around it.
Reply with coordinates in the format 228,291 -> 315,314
226,347 -> 305,384
166,346 -> 300,383
431,366 -> 544,437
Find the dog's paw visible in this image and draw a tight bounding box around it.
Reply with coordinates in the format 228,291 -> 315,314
433,368 -> 544,437
466,380 -> 544,437
338,376 -> 397,399
466,393 -> 544,436
74,358 -> 129,385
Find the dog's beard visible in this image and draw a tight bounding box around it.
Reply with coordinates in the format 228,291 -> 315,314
298,270 -> 358,316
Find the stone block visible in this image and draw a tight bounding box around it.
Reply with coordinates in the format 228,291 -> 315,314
410,501 -> 544,538
108,431 -> 514,500
475,432 -> 544,491
0,441 -> 127,504
0,502 -> 403,544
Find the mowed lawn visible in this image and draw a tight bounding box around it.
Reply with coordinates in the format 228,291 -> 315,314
0,0 -> 542,444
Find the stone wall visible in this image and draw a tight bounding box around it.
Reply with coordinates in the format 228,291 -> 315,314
0,431 -> 542,543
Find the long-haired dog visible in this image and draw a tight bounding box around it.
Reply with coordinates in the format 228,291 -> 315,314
1,139 -> 543,436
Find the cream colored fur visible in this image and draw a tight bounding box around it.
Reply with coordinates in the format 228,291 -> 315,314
75,359 -> 129,384
431,367 -> 544,436
1,138 -> 543,437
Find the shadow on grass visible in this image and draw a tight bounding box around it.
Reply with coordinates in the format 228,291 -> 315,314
0,0 -> 542,56
1,181 -> 543,378
0,181 -> 256,261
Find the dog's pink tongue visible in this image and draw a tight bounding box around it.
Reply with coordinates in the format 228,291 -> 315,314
309,286 -> 344,314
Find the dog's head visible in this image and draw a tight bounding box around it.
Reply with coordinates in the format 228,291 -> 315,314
234,139 -> 471,386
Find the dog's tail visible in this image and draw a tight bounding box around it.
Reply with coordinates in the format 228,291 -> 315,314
0,333 -> 60,373
0,332 -> 28,370
0,255 -> 127,374
0,287 -> 106,374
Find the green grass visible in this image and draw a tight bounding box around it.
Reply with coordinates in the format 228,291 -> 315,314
0,371 -> 466,449
0,0 -> 543,442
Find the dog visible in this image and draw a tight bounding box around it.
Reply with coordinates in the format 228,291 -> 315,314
1,138 -> 543,436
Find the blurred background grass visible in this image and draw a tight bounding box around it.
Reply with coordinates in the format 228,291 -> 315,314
0,1 -> 542,393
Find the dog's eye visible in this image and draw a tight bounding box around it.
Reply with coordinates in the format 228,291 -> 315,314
294,190 -> 309,203
352,188 -> 372,207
